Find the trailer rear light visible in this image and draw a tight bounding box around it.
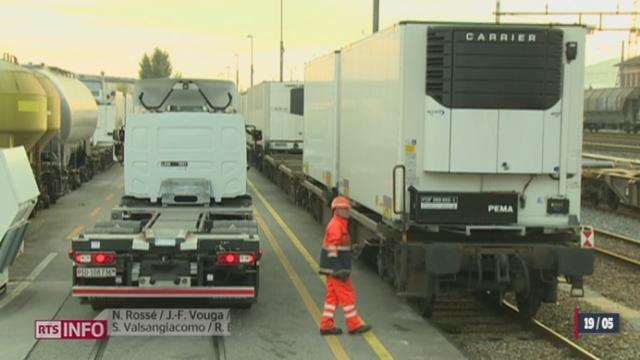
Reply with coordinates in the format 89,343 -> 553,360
217,252 -> 256,265
73,252 -> 116,265
93,252 -> 116,265
239,254 -> 256,264
220,253 -> 238,264
75,253 -> 92,264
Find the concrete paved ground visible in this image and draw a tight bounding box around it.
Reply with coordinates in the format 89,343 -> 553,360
0,165 -> 464,360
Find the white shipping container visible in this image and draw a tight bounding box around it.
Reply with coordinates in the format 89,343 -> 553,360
337,22 -> 585,229
238,92 -> 248,116
0,147 -> 39,289
0,147 -> 39,242
303,51 -> 341,189
243,82 -> 304,150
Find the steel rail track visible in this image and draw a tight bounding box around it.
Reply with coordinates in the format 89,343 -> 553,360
583,142 -> 640,153
502,301 -> 600,360
87,331 -> 227,360
594,228 -> 640,267
212,336 -> 227,360
584,133 -> 640,145
88,338 -> 110,360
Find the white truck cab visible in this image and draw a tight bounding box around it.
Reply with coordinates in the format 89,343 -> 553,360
70,79 -> 260,309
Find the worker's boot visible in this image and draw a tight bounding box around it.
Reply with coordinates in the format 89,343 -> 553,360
320,327 -> 343,336
348,325 -> 372,335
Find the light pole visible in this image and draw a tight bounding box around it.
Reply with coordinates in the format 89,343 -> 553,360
279,0 -> 284,82
373,0 -> 379,33
247,35 -> 254,87
234,53 -> 239,89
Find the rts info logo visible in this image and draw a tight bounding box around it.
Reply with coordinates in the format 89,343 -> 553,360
35,320 -> 108,340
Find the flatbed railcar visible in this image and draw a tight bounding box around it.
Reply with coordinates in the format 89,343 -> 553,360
247,21 -> 595,318
582,154 -> 640,210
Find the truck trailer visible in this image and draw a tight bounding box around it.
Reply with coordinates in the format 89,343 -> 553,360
0,147 -> 40,294
242,81 -> 304,154
69,79 -> 260,309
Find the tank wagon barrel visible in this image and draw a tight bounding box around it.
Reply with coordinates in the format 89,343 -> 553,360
0,59 -> 64,209
584,87 -> 640,133
246,21 -> 595,318
0,60 -> 47,151
28,65 -> 98,191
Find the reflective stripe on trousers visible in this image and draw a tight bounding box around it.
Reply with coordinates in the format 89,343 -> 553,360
322,303 -> 336,318
320,276 -> 364,332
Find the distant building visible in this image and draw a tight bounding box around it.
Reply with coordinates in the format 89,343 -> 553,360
617,56 -> 640,87
585,59 -> 618,89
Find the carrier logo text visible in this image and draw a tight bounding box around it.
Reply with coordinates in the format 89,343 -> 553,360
465,32 -> 537,43
488,204 -> 514,213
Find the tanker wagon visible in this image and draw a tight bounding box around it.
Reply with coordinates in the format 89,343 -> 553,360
0,59 -> 51,209
305,22 -> 594,317
31,71 -> 63,207
28,65 -> 98,192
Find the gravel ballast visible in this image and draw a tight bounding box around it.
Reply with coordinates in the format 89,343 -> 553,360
582,207 -> 640,240
535,291 -> 640,360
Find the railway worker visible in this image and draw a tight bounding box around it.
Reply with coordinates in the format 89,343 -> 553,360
319,196 -> 372,336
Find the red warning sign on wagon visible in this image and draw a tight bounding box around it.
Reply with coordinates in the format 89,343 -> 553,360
580,226 -> 595,249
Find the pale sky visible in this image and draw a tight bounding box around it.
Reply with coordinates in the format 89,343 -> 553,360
1,0 -> 636,90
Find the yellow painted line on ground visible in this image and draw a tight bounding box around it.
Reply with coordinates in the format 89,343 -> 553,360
90,206 -> 102,217
104,193 -> 114,201
254,211 -> 350,360
249,180 -> 394,360
249,181 -> 320,274
66,225 -> 85,240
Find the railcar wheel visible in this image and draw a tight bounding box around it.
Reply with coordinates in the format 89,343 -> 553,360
376,251 -> 386,278
418,295 -> 435,318
235,301 -> 253,309
606,190 -> 620,210
515,276 -> 543,319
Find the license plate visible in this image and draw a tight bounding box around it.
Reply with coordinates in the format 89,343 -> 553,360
76,267 -> 116,278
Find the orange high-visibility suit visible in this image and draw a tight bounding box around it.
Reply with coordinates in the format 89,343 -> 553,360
318,214 -> 364,332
